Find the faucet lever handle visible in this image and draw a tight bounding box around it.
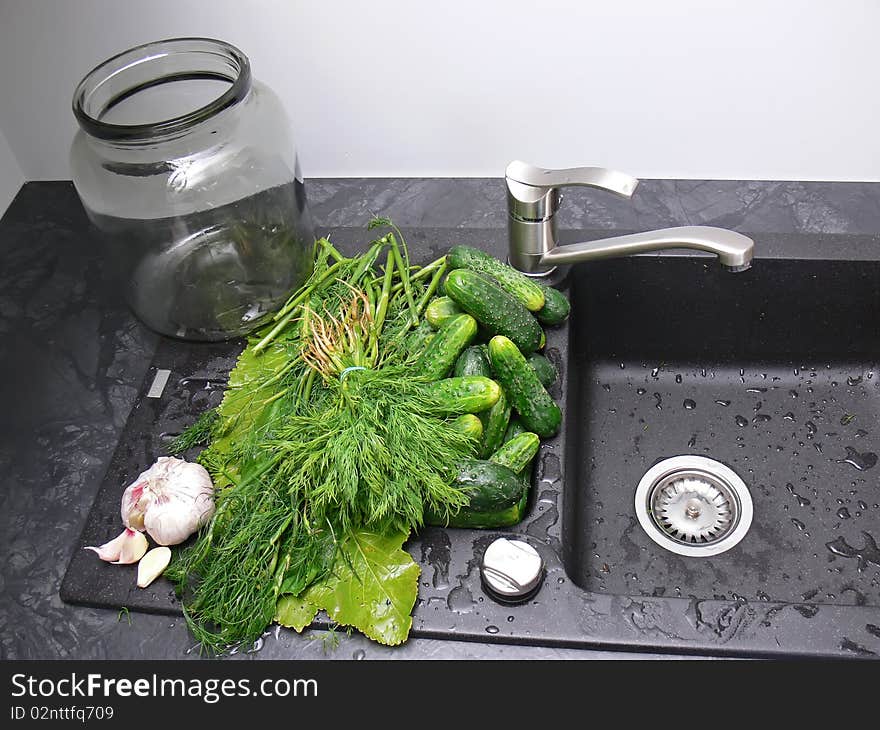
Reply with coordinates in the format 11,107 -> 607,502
506,160 -> 639,198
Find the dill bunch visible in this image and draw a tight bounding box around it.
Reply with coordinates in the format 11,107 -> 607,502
169,222 -> 464,653
270,366 -> 474,534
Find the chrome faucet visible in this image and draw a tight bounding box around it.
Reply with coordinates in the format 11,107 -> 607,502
505,160 -> 755,276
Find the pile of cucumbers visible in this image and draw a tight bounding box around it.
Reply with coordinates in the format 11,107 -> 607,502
409,244 -> 570,529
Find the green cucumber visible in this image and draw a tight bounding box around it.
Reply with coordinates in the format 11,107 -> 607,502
488,335 -> 562,438
489,431 -> 540,474
479,389 -> 511,458
424,458 -> 527,528
448,245 -> 545,312
495,424 -> 538,523
415,313 -> 477,380
425,296 -> 463,329
423,376 -> 501,414
445,269 -> 544,354
536,284 -> 571,326
503,416 -> 527,443
527,352 -> 558,387
404,319 -> 435,359
510,476 -> 531,523
453,345 -> 492,379
451,413 -> 483,441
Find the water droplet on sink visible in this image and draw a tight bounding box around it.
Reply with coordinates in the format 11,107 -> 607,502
353,649 -> 366,660
783,412 -> 796,422
837,507 -> 851,519
715,399 -> 731,407
675,374 -> 682,384
683,399 -> 696,410
746,387 -> 767,393
791,518 -> 806,531
855,429 -> 868,438
447,585 -> 475,614
687,434 -> 697,448
602,383 -> 611,391
806,421 -> 818,435
735,415 -> 749,428
847,376 -> 863,386
651,367 -> 660,378
840,414 -> 856,426
653,393 -> 662,409
538,452 -> 562,482
636,387 -> 647,395
754,413 -> 772,423
825,533 -> 880,572
837,447 -> 877,471
485,625 -> 500,634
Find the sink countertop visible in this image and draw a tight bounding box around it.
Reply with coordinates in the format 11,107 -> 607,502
1,177 -> 879,661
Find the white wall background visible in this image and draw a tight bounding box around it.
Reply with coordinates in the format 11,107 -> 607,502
0,0 -> 879,189
0,125 -> 24,213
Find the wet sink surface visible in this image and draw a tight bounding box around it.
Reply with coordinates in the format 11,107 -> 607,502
563,257 -> 880,607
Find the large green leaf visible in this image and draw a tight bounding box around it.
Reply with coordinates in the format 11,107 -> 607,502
275,529 -> 420,646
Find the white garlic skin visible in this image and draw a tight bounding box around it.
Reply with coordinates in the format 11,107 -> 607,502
84,528 -> 147,564
120,456 -> 215,546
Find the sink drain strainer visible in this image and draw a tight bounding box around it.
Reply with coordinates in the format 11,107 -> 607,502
635,455 -> 753,557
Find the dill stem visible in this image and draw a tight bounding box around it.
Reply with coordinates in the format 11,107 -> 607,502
259,388 -> 288,407
274,259 -> 344,321
320,239 -> 346,263
417,257 -> 448,314
388,233 -> 418,326
371,248 -> 396,352
256,359 -> 297,392
350,238 -> 386,285
301,367 -> 316,402
255,261 -> 346,353
410,255 -> 446,282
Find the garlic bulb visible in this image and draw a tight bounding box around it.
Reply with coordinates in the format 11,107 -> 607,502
121,456 -> 215,546
85,528 -> 148,564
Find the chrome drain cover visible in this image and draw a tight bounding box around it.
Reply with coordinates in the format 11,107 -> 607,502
635,455 -> 753,557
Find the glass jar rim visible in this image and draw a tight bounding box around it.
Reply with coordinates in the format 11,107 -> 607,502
72,37 -> 251,141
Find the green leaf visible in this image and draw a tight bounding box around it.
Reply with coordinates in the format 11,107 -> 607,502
275,594 -> 319,633
275,529 -> 420,646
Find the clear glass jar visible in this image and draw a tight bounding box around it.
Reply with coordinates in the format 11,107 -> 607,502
70,37 -> 315,340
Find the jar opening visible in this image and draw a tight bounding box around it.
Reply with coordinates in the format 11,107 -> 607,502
73,37 -> 251,141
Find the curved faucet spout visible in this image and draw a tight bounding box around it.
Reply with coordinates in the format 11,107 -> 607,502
539,226 -> 755,271
505,161 -> 756,275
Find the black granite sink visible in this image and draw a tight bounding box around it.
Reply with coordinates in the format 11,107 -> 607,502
562,257 -> 880,607
59,235 -> 880,659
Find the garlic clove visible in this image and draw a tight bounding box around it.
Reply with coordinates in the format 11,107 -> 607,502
84,528 -> 132,562
121,481 -> 149,531
137,546 -> 172,588
111,529 -> 149,565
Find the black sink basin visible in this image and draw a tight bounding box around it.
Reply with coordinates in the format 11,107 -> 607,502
563,257 -> 880,607
62,226 -> 880,658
